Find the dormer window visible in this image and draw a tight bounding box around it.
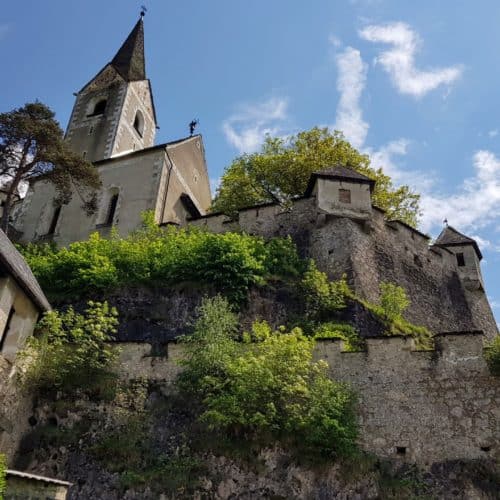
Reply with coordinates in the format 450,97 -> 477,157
133,110 -> 144,137
339,189 -> 351,204
90,99 -> 107,116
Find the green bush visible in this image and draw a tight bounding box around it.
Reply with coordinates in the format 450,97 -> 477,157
20,214 -> 303,304
179,298 -> 358,458
485,335 -> 500,376
0,453 -> 6,500
19,301 -> 119,397
313,323 -> 364,352
300,261 -> 349,318
379,282 -> 410,321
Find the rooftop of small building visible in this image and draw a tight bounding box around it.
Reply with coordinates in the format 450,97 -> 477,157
434,225 -> 482,260
0,230 -> 50,312
305,165 -> 376,195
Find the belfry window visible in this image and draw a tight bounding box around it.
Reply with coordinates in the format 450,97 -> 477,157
339,189 -> 351,204
47,206 -> 61,235
106,193 -> 119,225
456,252 -> 465,267
133,110 -> 144,137
92,99 -> 107,116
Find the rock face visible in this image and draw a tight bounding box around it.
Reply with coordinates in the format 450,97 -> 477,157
12,385 -> 500,500
191,196 -> 498,341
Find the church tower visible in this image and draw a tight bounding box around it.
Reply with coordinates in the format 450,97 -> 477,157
64,16 -> 157,162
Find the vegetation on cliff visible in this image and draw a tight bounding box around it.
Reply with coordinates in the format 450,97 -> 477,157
19,301 -> 119,397
211,127 -> 421,226
19,213 -> 304,304
179,296 -> 358,458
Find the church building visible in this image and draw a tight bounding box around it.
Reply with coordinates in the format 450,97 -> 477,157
13,15 -> 211,247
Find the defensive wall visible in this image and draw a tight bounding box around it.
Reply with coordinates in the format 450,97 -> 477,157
115,331 -> 500,465
190,194 -> 498,341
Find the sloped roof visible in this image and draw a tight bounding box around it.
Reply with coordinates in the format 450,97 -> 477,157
305,165 -> 376,196
111,17 -> 146,81
434,226 -> 482,260
0,230 -> 50,312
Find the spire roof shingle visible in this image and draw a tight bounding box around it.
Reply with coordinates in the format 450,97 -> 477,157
111,17 -> 146,81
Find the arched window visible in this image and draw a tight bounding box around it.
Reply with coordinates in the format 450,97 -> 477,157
92,99 -> 107,116
133,110 -> 144,137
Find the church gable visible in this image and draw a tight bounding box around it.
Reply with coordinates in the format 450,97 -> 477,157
79,65 -> 124,94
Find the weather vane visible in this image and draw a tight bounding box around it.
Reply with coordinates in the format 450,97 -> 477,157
140,5 -> 147,17
189,119 -> 199,136
443,218 -> 448,226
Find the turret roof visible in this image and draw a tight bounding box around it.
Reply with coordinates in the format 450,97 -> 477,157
434,226 -> 482,260
111,17 -> 146,81
304,165 -> 376,196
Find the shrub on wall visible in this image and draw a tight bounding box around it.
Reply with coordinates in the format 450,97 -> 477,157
485,335 -> 500,376
179,297 -> 358,458
20,214 -> 304,304
19,301 -> 119,397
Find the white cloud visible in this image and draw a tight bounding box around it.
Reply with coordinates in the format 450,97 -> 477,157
334,47 -> 369,149
359,22 -> 463,98
489,129 -> 498,138
222,97 -> 289,154
328,34 -> 342,48
419,150 -> 500,233
333,46 -> 413,183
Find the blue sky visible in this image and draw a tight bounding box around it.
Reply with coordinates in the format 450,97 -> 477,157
1,1 -> 500,322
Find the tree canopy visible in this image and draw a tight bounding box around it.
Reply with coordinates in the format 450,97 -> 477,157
0,101 -> 101,233
211,127 -> 421,227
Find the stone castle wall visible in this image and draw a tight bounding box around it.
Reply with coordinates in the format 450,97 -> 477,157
115,331 -> 500,465
191,196 -> 498,340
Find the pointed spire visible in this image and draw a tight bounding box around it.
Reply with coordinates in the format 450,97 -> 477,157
111,17 -> 146,81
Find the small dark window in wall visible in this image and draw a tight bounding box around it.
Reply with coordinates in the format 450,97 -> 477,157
133,111 -> 144,137
0,307 -> 15,353
106,194 -> 119,225
92,99 -> 107,116
456,252 -> 465,267
48,206 -> 61,235
396,446 -> 407,456
413,254 -> 422,267
480,446 -> 491,452
339,189 -> 351,204
82,151 -> 87,159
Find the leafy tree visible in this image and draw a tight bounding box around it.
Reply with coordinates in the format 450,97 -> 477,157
0,101 -> 101,233
212,127 -> 421,227
19,301 -> 119,397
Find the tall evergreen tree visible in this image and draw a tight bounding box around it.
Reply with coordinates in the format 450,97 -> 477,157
0,101 -> 101,233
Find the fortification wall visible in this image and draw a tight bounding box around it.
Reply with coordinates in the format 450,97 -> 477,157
191,198 -> 498,339
114,331 -> 500,465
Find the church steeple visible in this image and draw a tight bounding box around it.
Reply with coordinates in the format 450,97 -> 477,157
65,16 -> 157,162
110,17 -> 146,82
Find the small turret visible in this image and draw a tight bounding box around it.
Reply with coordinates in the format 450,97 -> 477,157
434,226 -> 484,289
304,165 -> 375,218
